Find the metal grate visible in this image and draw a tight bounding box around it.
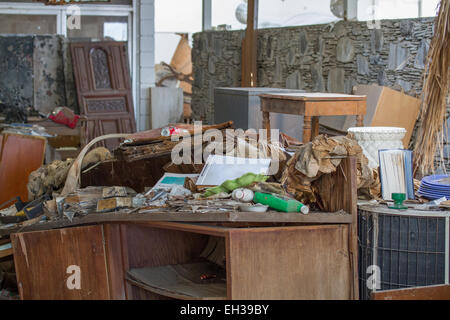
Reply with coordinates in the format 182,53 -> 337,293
358,208 -> 448,300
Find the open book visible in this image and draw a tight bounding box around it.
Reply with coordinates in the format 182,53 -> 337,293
378,149 -> 414,201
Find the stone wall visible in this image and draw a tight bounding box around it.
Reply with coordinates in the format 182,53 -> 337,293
192,17 -> 449,172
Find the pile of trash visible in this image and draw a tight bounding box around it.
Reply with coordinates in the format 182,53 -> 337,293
1,121 -> 386,227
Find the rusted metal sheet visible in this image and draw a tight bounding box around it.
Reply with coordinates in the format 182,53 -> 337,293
71,41 -> 136,150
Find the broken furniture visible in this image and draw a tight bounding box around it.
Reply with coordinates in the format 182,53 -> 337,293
214,88 -> 305,141
71,41 -> 136,150
259,93 -> 366,143
9,158 -> 359,300
29,118 -> 86,161
358,203 -> 450,300
0,133 -> 46,209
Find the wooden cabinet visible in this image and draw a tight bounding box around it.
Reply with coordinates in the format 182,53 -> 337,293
12,221 -> 356,300
11,158 -> 358,300
120,222 -> 354,300
11,225 -> 110,300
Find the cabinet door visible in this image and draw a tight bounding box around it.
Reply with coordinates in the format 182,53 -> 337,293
71,41 -> 136,150
11,225 -> 109,300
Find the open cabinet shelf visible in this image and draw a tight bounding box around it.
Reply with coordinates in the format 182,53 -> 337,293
126,260 -> 227,300
10,158 -> 359,299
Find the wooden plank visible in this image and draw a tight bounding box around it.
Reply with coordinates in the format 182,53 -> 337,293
142,222 -> 231,237
0,133 -> 46,208
0,210 -> 352,238
260,98 -> 306,115
260,93 -> 367,101
11,225 -> 109,300
371,284 -> 450,300
314,157 -> 359,299
103,224 -> 126,300
227,224 -> 352,299
305,101 -> 361,116
241,0 -> 258,87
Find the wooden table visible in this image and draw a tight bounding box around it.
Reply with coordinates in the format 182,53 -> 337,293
259,93 -> 367,142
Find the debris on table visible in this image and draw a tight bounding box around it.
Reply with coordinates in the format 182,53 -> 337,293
27,147 -> 112,201
281,134 -> 379,204
201,172 -> 269,198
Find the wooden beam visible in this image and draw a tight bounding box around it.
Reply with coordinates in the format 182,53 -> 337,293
372,284 -> 450,300
241,0 -> 258,87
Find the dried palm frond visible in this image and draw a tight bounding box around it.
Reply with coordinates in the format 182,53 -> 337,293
414,0 -> 450,176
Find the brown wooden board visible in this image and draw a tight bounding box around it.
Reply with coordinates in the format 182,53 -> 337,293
241,0 -> 258,87
260,93 -> 367,101
313,157 -> 359,299
226,224 -> 352,299
71,41 -> 136,150
371,284 -> 450,300
103,223 -> 127,300
347,85 -> 421,147
0,133 -> 46,208
0,210 -> 352,238
11,225 -> 110,300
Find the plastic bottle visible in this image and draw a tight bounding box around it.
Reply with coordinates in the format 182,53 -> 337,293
253,192 -> 309,214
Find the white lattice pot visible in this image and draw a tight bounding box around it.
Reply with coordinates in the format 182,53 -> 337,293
348,127 -> 406,168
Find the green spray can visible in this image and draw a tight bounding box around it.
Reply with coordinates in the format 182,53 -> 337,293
253,192 -> 309,214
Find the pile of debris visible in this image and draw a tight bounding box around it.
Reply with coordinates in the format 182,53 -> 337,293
1,122 -> 387,228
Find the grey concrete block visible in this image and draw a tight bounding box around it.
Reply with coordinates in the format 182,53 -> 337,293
336,37 -> 355,63
148,87 -> 184,130
388,43 -> 410,70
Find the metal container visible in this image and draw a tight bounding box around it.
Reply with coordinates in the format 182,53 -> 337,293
358,203 -> 450,300
214,87 -> 305,141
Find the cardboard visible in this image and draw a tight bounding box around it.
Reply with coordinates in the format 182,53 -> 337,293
344,85 -> 421,148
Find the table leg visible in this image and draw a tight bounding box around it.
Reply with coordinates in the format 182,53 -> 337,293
262,111 -> 271,140
303,116 -> 312,143
356,115 -> 364,127
312,117 -> 319,139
